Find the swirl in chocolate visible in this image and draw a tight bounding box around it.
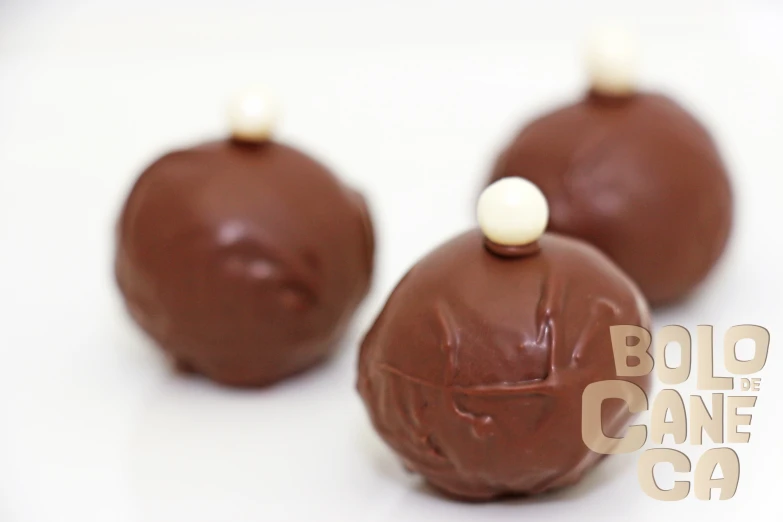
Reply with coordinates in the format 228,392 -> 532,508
358,230 -> 650,500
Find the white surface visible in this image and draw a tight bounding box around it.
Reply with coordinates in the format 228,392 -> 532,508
477,177 -> 548,246
1,1 -> 782,521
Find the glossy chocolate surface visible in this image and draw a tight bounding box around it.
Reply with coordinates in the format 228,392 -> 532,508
116,139 -> 374,386
489,92 -> 733,306
358,230 -> 651,500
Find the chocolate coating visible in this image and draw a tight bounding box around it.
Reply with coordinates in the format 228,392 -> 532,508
358,230 -> 651,500
489,92 -> 733,306
116,139 -> 374,387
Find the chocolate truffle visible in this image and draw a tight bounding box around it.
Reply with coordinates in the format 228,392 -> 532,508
358,178 -> 651,500
488,28 -> 732,306
116,89 -> 374,387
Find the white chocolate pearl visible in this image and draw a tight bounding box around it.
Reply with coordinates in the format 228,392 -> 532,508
228,88 -> 278,142
586,26 -> 638,96
477,177 -> 549,246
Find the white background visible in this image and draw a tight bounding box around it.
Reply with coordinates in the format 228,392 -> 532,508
1,0 -> 782,520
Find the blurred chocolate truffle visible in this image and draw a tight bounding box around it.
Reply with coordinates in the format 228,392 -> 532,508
116,88 -> 374,387
488,28 -> 732,306
358,178 -> 651,500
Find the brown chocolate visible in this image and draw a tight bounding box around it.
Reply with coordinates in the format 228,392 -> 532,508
489,91 -> 733,306
357,230 -> 651,500
116,139 -> 374,387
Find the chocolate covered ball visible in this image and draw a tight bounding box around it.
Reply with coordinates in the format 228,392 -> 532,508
116,90 -> 374,387
358,178 -> 651,500
488,32 -> 732,306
